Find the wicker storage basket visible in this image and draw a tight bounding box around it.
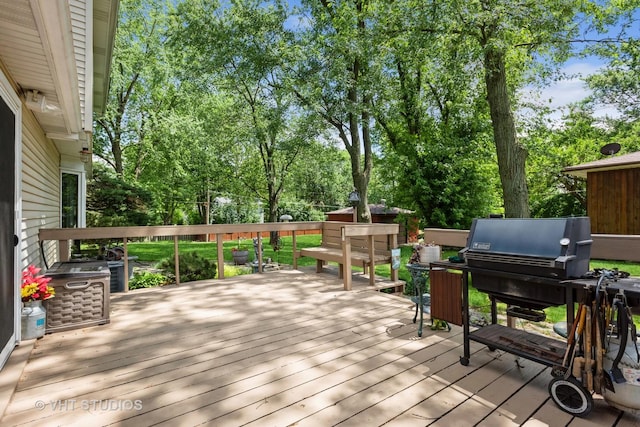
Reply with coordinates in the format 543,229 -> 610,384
44,262 -> 110,333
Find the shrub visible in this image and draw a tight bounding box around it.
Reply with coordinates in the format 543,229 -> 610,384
129,271 -> 169,290
157,252 -> 217,283
223,264 -> 252,277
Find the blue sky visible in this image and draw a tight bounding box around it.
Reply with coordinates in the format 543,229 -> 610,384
536,61 -> 612,122
535,8 -> 640,122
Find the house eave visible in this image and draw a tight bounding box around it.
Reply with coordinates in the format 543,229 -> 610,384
92,0 -> 119,115
30,0 -> 82,134
0,0 -> 119,166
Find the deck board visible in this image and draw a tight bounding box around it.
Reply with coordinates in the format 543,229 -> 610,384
2,268 -> 639,426
477,368 -> 569,426
432,354 -> 546,427
289,334 -> 464,427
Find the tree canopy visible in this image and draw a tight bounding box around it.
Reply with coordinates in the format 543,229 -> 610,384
92,0 -> 640,229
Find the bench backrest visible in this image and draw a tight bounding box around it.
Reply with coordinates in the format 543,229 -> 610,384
321,222 -> 397,254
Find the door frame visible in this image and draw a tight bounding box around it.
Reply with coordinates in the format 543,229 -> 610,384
0,67 -> 22,369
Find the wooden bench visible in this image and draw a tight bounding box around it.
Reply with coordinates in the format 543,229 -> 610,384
297,221 -> 402,291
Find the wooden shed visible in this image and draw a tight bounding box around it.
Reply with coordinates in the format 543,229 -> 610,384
563,151 -> 640,234
326,203 -> 418,244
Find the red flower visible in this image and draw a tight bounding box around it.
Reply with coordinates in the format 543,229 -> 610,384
21,265 -> 55,302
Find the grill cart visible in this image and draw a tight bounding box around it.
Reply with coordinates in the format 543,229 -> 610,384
433,217 -> 640,417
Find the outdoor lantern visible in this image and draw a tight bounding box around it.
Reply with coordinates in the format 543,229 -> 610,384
79,144 -> 91,163
348,189 -> 360,206
348,189 -> 360,222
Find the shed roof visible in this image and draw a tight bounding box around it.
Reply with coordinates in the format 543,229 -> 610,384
562,151 -> 640,178
327,204 -> 414,215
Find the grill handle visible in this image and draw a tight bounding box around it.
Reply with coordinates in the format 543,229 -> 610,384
576,239 -> 593,246
64,281 -> 92,290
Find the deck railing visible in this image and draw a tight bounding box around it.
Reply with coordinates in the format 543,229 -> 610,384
423,228 -> 640,263
39,221 -> 326,290
39,221 -> 402,291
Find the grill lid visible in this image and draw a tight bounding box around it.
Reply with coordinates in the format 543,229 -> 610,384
463,217 -> 592,279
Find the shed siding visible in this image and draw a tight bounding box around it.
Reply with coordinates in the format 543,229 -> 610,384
588,169 -> 640,234
21,107 -> 59,267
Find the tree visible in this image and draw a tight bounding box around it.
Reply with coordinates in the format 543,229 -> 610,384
526,105 -> 604,218
286,140 -> 353,212
86,164 -> 155,227
292,0 -> 379,222
449,0 -> 587,218
96,0 -> 639,230
371,0 -> 498,227
374,0 -> 593,218
171,0 -> 317,240
94,0 -> 173,176
524,6 -> 640,218
293,0 -> 592,221
586,36 -> 640,121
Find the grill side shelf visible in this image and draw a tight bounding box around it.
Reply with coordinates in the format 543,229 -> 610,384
469,324 -> 566,366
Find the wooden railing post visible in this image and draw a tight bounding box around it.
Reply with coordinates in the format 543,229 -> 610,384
59,239 -> 70,262
257,233 -> 263,273
390,234 -> 399,282
123,239 -> 129,292
342,226 -> 352,291
173,236 -> 180,285
216,233 -> 224,279
292,231 -> 298,269
368,235 -> 375,286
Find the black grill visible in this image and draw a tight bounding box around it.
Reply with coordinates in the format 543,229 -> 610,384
465,253 -> 555,270
462,217 -> 592,310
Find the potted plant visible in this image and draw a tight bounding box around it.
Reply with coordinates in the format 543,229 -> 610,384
231,238 -> 249,265
21,265 -> 55,340
409,241 -> 441,265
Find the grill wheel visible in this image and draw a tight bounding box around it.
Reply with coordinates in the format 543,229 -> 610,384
548,376 -> 593,417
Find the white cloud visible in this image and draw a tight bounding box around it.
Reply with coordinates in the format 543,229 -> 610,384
521,60 -> 620,125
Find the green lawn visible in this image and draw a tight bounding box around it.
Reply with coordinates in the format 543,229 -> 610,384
126,235 -> 424,278
123,236 -> 639,325
126,234 -> 325,267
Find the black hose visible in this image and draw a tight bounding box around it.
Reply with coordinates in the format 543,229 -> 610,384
39,240 -> 49,270
610,298 -> 629,384
595,274 -> 606,350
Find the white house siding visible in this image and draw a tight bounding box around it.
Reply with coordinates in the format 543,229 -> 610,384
70,0 -> 90,133
20,107 -> 60,268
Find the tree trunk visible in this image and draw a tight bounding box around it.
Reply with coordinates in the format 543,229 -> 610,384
343,5 -> 372,224
483,48 -> 530,218
345,103 -> 371,223
264,132 -> 282,244
268,193 -> 279,244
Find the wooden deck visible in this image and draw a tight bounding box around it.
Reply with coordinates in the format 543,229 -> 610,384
2,268 -> 639,426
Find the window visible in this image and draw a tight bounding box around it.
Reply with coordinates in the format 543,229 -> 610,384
61,172 -> 79,228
